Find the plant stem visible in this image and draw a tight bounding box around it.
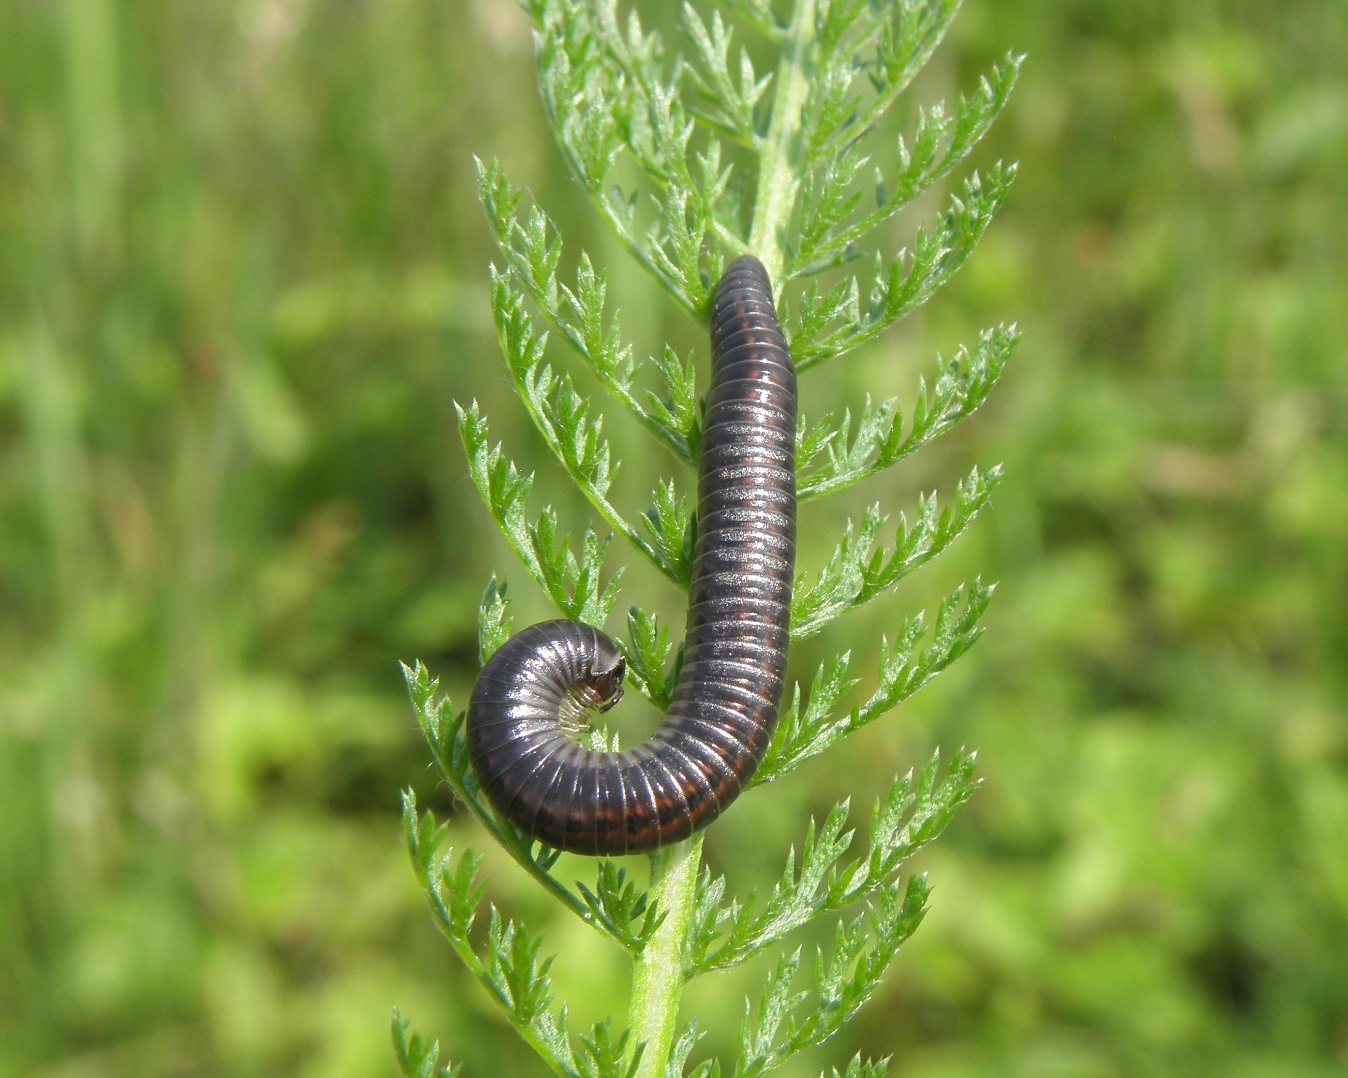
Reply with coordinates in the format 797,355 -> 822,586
627,11 -> 820,1071
749,0 -> 817,283
628,833 -> 703,1078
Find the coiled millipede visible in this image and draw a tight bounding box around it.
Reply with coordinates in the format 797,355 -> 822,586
467,254 -> 796,855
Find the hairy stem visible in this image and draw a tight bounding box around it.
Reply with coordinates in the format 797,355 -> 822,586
748,0 -> 816,282
629,834 -> 703,1078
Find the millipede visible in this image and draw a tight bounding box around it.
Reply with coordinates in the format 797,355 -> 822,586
467,254 -> 796,855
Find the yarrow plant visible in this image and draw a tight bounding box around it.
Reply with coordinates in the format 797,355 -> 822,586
395,1 -> 1019,1074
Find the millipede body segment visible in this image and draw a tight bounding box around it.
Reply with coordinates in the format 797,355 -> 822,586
467,255 -> 796,855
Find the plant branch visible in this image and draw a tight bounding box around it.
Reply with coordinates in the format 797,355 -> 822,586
407,0 -> 1019,1073
629,835 -> 704,1078
749,0 -> 816,281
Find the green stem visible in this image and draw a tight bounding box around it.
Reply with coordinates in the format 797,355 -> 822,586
748,0 -> 817,283
626,11 -> 821,1072
628,834 -> 703,1078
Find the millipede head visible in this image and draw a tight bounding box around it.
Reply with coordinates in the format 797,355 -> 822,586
588,654 -> 626,713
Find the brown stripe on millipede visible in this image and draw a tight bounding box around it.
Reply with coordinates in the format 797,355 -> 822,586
466,254 -> 796,855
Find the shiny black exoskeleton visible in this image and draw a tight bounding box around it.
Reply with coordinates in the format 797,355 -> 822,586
467,255 -> 796,854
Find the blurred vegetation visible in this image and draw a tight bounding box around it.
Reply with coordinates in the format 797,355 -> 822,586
0,0 -> 1344,1076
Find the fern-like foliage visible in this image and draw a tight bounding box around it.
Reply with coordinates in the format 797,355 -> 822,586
396,2 -> 1019,1076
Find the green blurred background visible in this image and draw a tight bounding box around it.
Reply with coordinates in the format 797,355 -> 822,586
2,0 -> 1346,1075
